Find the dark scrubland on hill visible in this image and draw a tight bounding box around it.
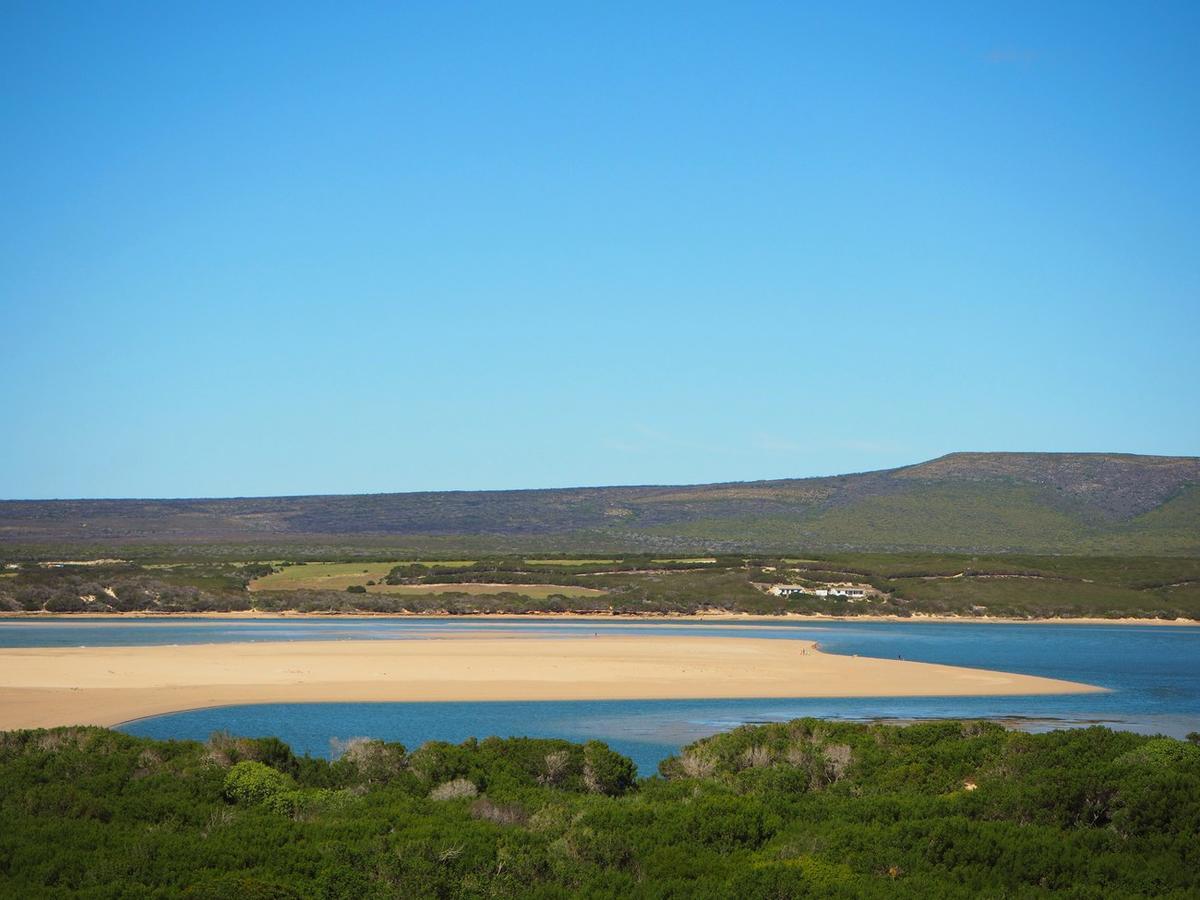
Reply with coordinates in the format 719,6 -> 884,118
1,720 -> 1197,897
2,452 -> 1198,555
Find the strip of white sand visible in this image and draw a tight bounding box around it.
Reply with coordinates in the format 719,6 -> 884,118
1,611 -> 1195,625
0,636 -> 1103,731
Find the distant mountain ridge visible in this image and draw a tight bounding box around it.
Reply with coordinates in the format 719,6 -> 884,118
2,452 -> 1197,555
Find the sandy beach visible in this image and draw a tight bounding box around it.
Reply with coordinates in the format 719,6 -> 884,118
1,610 -> 1196,625
0,635 -> 1102,731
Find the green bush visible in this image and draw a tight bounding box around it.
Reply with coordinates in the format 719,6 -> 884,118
582,740 -> 637,796
2,723 -> 1199,897
223,760 -> 293,806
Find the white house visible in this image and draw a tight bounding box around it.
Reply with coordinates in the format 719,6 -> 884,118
831,587 -> 867,599
767,585 -> 809,597
768,584 -> 870,600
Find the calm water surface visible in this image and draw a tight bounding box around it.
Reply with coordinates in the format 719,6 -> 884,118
4,617 -> 1197,773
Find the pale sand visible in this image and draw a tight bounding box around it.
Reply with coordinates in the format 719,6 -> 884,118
1,611 -> 1196,625
0,636 -> 1102,731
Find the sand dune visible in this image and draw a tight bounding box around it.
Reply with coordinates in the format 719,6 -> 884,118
0,636 -> 1103,731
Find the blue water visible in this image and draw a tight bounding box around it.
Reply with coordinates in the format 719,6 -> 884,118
5,617 -> 1198,774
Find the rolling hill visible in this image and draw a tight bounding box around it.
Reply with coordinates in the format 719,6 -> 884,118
1,453 -> 1197,555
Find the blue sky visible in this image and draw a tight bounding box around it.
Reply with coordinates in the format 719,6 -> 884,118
2,2 -> 1197,499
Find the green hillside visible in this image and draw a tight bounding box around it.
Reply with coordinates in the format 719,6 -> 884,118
1,452 -> 1196,555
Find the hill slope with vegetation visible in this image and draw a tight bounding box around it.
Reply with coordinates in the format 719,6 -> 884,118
1,452 -> 1197,555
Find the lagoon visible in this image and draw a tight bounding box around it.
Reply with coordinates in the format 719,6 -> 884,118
2,617 -> 1196,773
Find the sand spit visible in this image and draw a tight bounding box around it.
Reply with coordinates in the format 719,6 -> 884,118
0,635 -> 1103,731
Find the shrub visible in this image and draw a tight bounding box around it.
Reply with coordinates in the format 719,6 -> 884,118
331,737 -> 407,785
583,741 -> 637,796
430,778 -> 478,801
470,796 -> 527,826
539,749 -> 571,787
409,741 -> 477,785
7,721 -> 1200,897
224,761 -> 293,806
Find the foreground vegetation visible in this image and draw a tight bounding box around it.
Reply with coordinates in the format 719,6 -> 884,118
2,552 -> 1199,619
1,721 -> 1197,897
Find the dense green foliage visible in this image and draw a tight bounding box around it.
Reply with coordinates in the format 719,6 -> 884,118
1,721 -> 1198,897
3,553 -> 1199,619
2,452 -> 1197,555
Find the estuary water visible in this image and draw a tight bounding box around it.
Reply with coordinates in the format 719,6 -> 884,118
2,617 -> 1197,774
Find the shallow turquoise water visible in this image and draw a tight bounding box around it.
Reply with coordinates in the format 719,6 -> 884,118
5,617 -> 1197,774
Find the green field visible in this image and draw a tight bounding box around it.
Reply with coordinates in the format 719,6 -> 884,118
249,561 -> 475,592
366,583 -> 607,599
248,561 -> 602,599
249,562 -> 396,591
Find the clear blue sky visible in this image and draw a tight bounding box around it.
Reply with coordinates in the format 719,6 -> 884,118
2,2 -> 1197,499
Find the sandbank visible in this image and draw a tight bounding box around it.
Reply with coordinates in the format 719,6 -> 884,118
0,610 -> 1197,625
0,635 -> 1102,731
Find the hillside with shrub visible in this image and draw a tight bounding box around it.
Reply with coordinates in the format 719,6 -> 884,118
2,452 -> 1197,555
